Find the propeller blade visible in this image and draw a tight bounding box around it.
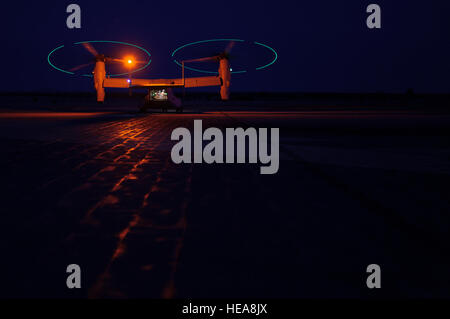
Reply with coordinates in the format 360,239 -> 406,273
81,42 -> 99,57
106,58 -> 148,64
183,56 -> 220,63
69,61 -> 94,72
106,58 -> 125,63
224,41 -> 235,54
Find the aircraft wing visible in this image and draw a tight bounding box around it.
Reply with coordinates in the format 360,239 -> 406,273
103,76 -> 221,89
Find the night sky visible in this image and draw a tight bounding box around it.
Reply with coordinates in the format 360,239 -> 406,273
2,1 -> 449,93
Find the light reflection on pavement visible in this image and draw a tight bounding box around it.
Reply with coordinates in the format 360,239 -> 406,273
0,110 -> 450,298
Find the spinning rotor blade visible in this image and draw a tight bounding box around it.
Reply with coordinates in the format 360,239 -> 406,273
81,42 -> 99,57
224,41 -> 235,54
106,57 -> 148,64
183,56 -> 220,63
183,41 -> 236,64
69,61 -> 94,72
107,58 -> 124,63
105,58 -> 126,64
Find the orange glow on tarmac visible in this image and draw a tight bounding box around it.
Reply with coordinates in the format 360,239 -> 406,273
0,112 -> 113,119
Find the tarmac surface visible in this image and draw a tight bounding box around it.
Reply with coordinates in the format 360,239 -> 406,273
0,106 -> 450,298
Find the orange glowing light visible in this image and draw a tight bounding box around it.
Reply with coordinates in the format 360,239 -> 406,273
123,56 -> 135,67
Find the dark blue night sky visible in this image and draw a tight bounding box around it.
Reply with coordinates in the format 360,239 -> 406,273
2,0 -> 449,93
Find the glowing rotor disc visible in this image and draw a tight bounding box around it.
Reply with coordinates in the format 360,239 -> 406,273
47,40 -> 152,77
171,39 -> 278,74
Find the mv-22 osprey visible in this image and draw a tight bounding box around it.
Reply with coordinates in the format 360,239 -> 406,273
72,41 -> 234,112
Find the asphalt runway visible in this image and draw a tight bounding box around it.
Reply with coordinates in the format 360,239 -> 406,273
0,108 -> 449,298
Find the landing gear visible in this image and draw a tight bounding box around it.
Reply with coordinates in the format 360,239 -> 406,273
176,107 -> 183,113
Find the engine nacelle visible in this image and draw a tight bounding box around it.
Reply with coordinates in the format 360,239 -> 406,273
218,58 -> 231,100
93,61 -> 106,103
